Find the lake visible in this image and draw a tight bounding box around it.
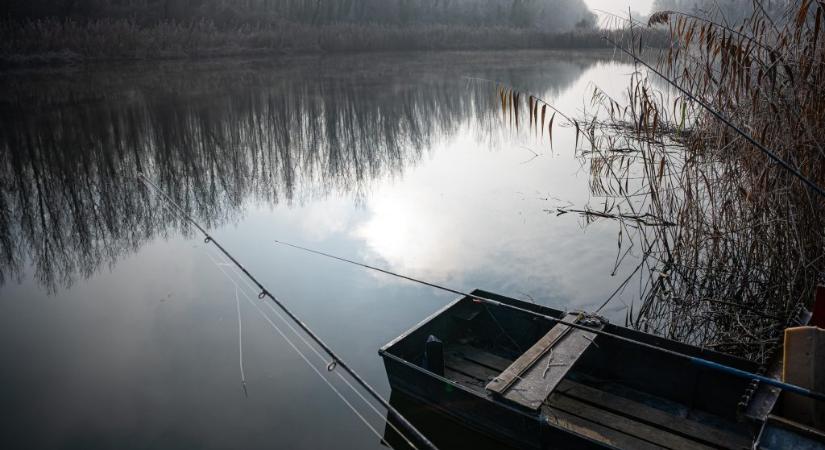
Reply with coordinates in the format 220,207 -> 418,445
0,50 -> 643,449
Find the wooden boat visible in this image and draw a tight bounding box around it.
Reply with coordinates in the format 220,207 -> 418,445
381,390 -> 521,450
378,289 -> 819,449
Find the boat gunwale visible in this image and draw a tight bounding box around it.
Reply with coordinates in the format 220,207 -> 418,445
378,289 -> 775,448
379,296 -> 466,353
384,388 -> 619,450
379,349 -> 544,422
381,289 -> 757,372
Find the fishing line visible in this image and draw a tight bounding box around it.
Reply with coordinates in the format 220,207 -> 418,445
210,247 -> 420,450
202,248 -> 391,447
150,180 -> 248,397
273,239 -> 825,403
155,182 -> 358,419
138,172 -> 436,450
234,284 -> 248,398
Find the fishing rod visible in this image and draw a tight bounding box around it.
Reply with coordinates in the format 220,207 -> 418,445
602,35 -> 825,201
137,173 -> 438,450
274,239 -> 825,403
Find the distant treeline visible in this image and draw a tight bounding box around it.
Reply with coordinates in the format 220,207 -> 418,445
0,18 -> 630,67
2,0 -> 596,29
0,1 -> 678,66
0,0 -> 625,66
651,0 -> 787,23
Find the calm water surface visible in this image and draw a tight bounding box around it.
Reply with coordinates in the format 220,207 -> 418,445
0,50 -> 641,449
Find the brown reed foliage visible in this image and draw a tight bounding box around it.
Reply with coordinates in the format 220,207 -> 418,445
497,1 -> 824,365
586,0 -> 825,364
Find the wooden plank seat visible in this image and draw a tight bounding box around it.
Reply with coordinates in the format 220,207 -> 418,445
486,313 -> 603,410
442,343 -> 752,449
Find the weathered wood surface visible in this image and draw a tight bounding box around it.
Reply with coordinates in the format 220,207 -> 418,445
556,380 -> 751,449
487,313 -> 603,410
542,404 -> 663,450
548,394 -> 715,450
445,356 -> 496,382
443,343 -> 750,449
503,327 -> 600,410
443,345 -> 511,390
444,367 -> 486,389
447,344 -> 511,372
782,326 -> 825,429
485,313 -> 581,395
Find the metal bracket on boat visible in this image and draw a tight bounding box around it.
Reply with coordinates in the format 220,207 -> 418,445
574,312 -> 608,328
742,305 -> 812,422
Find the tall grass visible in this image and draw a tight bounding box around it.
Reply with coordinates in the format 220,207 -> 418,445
496,0 -> 824,370
0,18 -> 627,66
584,0 -> 825,366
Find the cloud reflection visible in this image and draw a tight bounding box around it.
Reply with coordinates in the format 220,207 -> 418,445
0,51 -> 609,293
351,61 -> 641,309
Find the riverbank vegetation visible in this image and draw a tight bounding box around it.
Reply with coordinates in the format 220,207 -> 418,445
0,0 -> 612,66
0,19 -> 615,67
588,0 -> 825,365
500,0 -> 825,366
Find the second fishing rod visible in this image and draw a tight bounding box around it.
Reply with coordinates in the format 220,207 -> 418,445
138,173 -> 438,450
274,239 -> 825,404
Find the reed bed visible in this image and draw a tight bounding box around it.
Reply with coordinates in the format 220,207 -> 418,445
589,0 -> 825,366
498,0 -> 825,367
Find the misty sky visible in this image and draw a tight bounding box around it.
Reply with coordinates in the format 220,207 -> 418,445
584,0 -> 655,16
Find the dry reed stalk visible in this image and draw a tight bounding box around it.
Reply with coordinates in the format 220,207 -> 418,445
497,0 -> 825,365
592,0 -> 825,364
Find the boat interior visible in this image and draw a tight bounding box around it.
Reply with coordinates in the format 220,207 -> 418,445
382,291 -> 763,449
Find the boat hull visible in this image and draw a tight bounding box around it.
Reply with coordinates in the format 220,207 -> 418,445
379,289 -> 767,449
381,351 -> 616,449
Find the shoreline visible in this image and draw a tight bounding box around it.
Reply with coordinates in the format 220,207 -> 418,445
0,18 -> 657,69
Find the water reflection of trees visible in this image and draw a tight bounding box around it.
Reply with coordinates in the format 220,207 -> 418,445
0,52 -> 604,291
